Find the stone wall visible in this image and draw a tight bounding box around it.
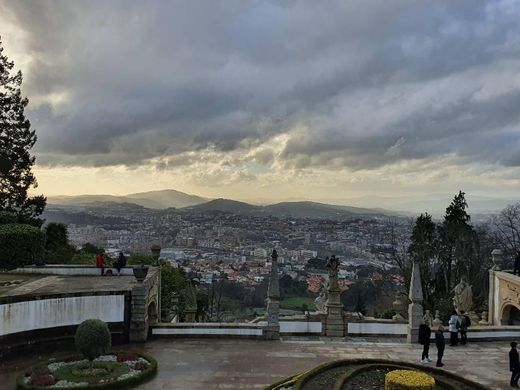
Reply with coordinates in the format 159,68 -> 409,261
0,294 -> 125,336
129,268 -> 159,342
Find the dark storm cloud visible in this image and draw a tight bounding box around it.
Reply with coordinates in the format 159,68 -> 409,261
2,0 -> 520,169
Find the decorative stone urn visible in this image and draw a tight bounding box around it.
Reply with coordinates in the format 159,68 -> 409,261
133,266 -> 149,282
491,249 -> 504,271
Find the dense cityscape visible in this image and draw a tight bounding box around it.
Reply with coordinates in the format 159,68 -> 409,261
42,198 -> 409,319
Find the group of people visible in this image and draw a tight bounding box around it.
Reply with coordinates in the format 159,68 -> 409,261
418,309 -> 472,368
95,251 -> 127,276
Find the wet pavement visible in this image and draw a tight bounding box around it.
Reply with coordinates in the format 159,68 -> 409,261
0,338 -> 511,389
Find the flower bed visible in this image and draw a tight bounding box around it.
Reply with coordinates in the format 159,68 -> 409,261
265,359 -> 491,390
385,370 -> 435,390
17,352 -> 157,390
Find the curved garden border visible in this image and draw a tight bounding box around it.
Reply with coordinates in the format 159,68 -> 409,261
265,358 -> 490,390
17,352 -> 157,390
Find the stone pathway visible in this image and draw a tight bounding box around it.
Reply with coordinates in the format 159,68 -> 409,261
0,338 -> 512,389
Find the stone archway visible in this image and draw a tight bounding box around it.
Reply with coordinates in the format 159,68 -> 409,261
501,303 -> 520,325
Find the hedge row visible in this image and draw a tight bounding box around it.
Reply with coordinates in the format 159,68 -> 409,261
17,352 -> 158,390
0,223 -> 46,271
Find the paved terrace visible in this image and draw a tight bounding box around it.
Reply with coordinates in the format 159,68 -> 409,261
0,273 -> 137,298
0,338 -> 512,389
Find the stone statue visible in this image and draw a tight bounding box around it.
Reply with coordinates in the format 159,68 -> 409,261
314,283 -> 327,313
452,277 -> 473,313
326,255 -> 340,278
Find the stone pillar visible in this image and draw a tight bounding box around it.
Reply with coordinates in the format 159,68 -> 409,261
129,283 -> 149,342
265,249 -> 280,339
151,244 -> 162,321
487,249 -> 502,325
407,261 -> 424,343
326,255 -> 344,337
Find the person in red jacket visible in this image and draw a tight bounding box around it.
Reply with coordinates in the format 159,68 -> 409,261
96,251 -> 106,276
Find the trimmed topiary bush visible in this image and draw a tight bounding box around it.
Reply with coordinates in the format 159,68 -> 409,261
0,223 -> 46,270
75,320 -> 112,362
385,370 -> 435,390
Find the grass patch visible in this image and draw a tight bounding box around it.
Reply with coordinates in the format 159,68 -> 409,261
55,361 -> 129,384
280,297 -> 316,310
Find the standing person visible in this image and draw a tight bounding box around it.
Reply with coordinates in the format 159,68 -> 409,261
435,326 -> 445,367
459,310 -> 468,345
418,320 -> 432,363
449,310 -> 459,346
459,310 -> 470,345
515,251 -> 520,276
115,251 -> 127,275
510,341 -> 520,388
95,251 -> 106,276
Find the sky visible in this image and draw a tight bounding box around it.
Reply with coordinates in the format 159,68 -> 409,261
1,0 -> 520,209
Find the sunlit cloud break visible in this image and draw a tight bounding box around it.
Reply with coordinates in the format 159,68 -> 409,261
1,0 -> 520,204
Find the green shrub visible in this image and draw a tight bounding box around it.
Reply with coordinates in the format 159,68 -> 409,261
381,309 -> 397,319
0,211 -> 17,224
0,223 -> 46,270
75,320 -> 111,361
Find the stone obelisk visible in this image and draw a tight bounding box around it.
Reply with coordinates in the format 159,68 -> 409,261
265,249 -> 280,339
407,260 -> 424,343
325,255 -> 345,337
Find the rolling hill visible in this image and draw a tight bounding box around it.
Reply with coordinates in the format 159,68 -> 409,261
47,190 -> 395,219
182,199 -> 391,219
183,198 -> 260,213
48,189 -> 207,209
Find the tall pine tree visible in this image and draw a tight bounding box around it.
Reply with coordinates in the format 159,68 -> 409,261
0,36 -> 46,226
408,213 -> 438,309
438,191 -> 476,296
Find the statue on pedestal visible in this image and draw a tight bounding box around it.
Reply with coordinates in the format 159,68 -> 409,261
452,277 -> 473,313
325,255 -> 344,337
327,255 -> 340,286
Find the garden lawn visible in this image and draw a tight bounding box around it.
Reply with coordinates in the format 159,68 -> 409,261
279,297 -> 316,310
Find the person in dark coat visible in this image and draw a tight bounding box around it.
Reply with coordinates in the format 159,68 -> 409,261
510,341 -> 520,387
515,251 -> 520,276
435,326 -> 446,367
459,310 -> 469,345
418,321 -> 432,363
115,251 -> 127,275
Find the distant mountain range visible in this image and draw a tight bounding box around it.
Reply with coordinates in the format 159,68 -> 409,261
48,190 -> 396,219
48,188 -> 515,220
48,189 -> 208,209
185,198 -> 387,219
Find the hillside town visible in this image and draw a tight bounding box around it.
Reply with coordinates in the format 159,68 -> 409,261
44,203 -> 408,313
